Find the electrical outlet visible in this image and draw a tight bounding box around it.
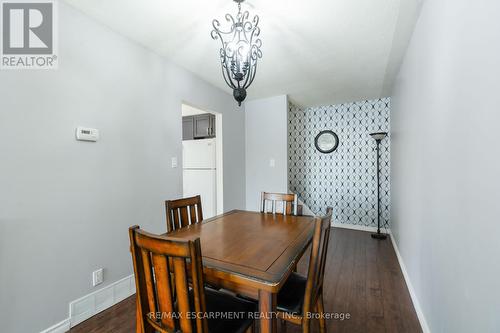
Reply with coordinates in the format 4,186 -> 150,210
269,158 -> 276,167
92,268 -> 103,287
171,157 -> 178,168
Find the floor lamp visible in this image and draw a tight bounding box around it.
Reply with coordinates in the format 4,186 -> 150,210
370,132 -> 388,240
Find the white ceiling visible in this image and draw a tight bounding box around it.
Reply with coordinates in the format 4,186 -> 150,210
63,0 -> 420,107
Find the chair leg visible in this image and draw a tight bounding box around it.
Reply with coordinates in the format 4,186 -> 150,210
302,318 -> 311,333
317,293 -> 326,333
246,323 -> 255,333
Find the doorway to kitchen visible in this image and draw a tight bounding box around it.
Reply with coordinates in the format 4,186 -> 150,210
181,103 -> 223,218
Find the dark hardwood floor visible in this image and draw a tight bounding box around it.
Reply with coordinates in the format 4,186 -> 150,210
70,228 -> 422,333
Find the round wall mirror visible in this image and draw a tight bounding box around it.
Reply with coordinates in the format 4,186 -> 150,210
314,130 -> 339,153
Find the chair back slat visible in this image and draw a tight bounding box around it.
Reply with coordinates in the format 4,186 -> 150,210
260,192 -> 298,215
189,239 -> 209,333
151,253 -> 175,329
165,195 -> 204,233
316,206 -> 333,289
302,209 -> 333,315
172,257 -> 192,332
141,249 -> 157,316
179,206 -> 189,228
190,205 -> 197,224
129,226 -> 208,333
172,210 -> 180,230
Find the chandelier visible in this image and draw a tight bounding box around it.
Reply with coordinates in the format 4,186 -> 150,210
211,0 -> 262,106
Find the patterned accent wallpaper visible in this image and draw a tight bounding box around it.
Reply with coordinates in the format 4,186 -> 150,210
288,98 -> 391,228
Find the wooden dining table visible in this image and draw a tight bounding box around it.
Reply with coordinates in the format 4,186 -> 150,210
136,209 -> 315,333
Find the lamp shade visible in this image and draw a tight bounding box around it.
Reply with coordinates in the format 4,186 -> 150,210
370,132 -> 388,141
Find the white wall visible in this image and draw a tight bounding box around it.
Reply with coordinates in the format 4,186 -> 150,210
0,3 -> 245,332
245,95 -> 288,211
390,0 -> 500,332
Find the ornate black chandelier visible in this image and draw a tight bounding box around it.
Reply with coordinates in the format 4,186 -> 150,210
211,0 -> 262,106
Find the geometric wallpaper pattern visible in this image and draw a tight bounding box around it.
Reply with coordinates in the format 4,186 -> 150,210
288,98 -> 391,228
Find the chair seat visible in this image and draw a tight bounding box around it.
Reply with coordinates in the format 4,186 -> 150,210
190,287 -> 257,333
277,272 -> 307,315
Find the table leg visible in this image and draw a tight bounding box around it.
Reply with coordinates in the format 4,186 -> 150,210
259,289 -> 277,333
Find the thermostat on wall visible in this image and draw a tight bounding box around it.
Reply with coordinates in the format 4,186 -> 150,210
76,127 -> 99,142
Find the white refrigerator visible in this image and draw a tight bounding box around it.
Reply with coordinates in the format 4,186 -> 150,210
182,138 -> 217,218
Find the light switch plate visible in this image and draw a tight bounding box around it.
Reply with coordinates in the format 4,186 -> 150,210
92,268 -> 103,287
171,157 -> 178,168
269,158 -> 276,167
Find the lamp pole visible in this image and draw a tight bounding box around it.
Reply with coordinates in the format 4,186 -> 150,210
370,132 -> 388,240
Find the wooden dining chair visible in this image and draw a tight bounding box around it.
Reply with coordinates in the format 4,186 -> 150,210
277,207 -> 333,333
260,192 -> 298,215
165,195 -> 203,233
129,225 -> 256,333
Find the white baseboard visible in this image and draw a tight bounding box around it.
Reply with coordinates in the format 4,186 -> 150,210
40,319 -> 70,333
389,232 -> 431,333
40,274 -> 135,333
332,222 -> 390,234
69,274 -> 136,327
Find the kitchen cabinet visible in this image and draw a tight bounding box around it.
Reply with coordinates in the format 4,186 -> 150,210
182,116 -> 194,140
183,114 -> 215,140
